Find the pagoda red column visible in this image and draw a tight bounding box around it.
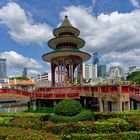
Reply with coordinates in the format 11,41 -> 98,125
51,63 -> 55,87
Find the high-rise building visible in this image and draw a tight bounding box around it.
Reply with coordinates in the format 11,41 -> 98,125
36,72 -> 51,81
110,66 -> 124,78
22,67 -> 27,77
93,52 -> 99,65
129,66 -> 136,73
97,65 -> 106,77
0,58 -> 7,79
83,63 -> 97,80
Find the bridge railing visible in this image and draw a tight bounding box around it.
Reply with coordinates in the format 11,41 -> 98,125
0,85 -> 131,99
130,87 -> 140,96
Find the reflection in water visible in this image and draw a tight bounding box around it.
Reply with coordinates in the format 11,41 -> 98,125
0,106 -> 28,113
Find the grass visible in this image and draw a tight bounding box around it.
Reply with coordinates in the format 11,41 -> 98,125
24,107 -> 55,113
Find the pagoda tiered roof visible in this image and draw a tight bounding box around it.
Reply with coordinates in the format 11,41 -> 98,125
43,15 -> 91,62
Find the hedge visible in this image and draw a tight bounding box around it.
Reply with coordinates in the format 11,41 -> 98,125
55,99 -> 82,116
0,112 -> 47,118
62,131 -> 140,140
8,118 -> 131,134
93,110 -> 140,120
0,117 -> 13,126
0,126 -> 59,140
45,118 -> 131,134
49,110 -> 93,123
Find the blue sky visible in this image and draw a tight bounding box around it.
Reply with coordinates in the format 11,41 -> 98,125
0,0 -> 140,77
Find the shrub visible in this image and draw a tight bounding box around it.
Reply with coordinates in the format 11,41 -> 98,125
93,110 -> 140,121
45,118 -> 131,134
0,117 -> 13,126
94,118 -> 131,133
49,110 -> 92,123
0,126 -> 59,140
44,121 -> 94,135
10,117 -> 40,129
62,131 -> 140,140
55,99 -> 82,116
124,115 -> 140,130
0,112 -> 47,118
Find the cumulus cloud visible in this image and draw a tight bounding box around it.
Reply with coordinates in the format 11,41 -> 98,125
130,0 -> 139,8
103,49 -> 140,66
0,51 -> 42,77
60,6 -> 140,68
0,2 -> 53,45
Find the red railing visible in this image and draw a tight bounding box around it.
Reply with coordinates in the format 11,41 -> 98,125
0,85 -> 136,99
121,86 -> 129,93
130,87 -> 140,96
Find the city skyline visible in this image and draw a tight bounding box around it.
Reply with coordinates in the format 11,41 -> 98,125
0,0 -> 140,77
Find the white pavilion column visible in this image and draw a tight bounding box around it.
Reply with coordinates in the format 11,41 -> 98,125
80,62 -> 83,85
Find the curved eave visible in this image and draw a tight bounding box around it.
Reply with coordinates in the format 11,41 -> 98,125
42,51 -> 91,62
53,26 -> 80,37
48,37 -> 85,49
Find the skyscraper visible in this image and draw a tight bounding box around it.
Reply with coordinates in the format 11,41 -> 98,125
83,63 -> 97,80
0,58 -> 7,79
22,67 -> 27,77
97,65 -> 106,77
110,66 -> 124,78
93,52 -> 99,65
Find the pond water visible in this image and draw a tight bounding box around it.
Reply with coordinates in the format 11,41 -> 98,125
0,101 -> 28,113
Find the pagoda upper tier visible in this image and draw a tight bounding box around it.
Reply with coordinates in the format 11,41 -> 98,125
43,16 -> 91,62
48,16 -> 85,49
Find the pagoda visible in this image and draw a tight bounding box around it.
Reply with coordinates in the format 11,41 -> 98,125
42,16 -> 91,87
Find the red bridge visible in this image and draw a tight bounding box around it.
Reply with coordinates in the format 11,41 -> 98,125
0,85 -> 140,112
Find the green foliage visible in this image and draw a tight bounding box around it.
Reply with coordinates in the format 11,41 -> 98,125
49,110 -> 92,123
46,118 -> 131,135
10,117 -> 40,129
24,107 -> 54,113
1,111 -> 140,139
0,117 -> 13,126
127,71 -> 140,84
9,76 -> 29,80
94,118 -> 131,133
124,115 -> 140,130
0,112 -> 47,118
62,131 -> 140,140
93,110 -> 140,121
55,99 -> 82,116
0,126 -> 58,140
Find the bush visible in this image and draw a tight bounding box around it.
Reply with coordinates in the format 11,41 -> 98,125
55,99 -> 82,116
49,110 -> 92,123
0,126 -> 59,140
124,115 -> 140,130
0,117 -> 13,126
62,131 -> 140,140
10,117 -> 41,129
93,110 -> 140,121
45,118 -> 131,134
0,112 -> 47,118
94,118 -> 131,133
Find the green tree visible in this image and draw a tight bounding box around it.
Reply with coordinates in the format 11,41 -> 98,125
9,76 -> 29,80
127,71 -> 140,84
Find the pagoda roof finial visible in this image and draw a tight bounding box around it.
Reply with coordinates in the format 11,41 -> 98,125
60,15 -> 72,27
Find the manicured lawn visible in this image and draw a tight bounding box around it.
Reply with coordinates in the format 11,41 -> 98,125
24,107 -> 54,113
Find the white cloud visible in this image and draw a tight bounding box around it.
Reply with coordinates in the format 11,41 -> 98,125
102,48 -> 140,66
60,6 -> 140,68
0,51 -> 42,77
130,0 -> 139,8
92,0 -> 96,6
0,2 -> 53,45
